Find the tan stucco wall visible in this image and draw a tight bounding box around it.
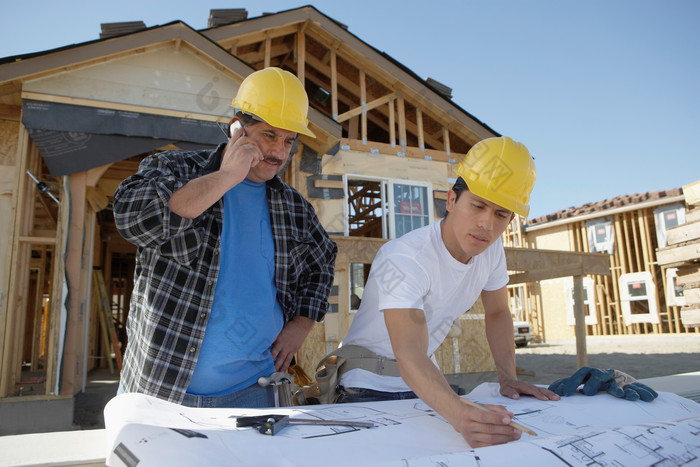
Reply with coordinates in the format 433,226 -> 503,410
529,223 -> 574,251
539,278 -> 576,340
528,224 -> 579,340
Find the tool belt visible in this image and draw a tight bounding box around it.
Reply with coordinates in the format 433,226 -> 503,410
293,345 -> 401,405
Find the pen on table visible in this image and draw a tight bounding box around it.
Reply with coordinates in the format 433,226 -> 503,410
463,398 -> 537,436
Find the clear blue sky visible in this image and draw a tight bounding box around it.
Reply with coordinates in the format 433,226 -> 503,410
2,1 -> 698,219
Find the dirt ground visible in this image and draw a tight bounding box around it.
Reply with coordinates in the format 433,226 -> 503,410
75,334 -> 700,431
446,334 -> 700,392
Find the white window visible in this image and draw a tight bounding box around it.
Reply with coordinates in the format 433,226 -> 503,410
345,176 -> 433,239
585,217 -> 614,254
665,268 -> 685,307
389,182 -> 432,238
564,277 -> 598,325
654,204 -> 686,248
618,272 -> 659,325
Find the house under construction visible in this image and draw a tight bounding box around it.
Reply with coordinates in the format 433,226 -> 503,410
2,6 -> 688,435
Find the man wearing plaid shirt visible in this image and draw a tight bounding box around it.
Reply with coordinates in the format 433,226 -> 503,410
113,68 -> 336,408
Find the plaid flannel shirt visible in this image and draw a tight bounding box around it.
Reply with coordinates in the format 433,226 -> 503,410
113,144 -> 337,403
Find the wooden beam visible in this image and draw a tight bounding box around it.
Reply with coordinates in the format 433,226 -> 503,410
18,236 -> 56,245
442,126 -> 451,155
359,69 -> 367,144
45,176 -> 69,395
214,23 -> 299,49
416,107 -> 424,152
397,96 -> 406,152
389,97 -> 396,147
85,164 -> 112,188
0,129 -> 31,397
296,24 -> 306,84
303,53 -> 447,149
340,138 -> 452,163
505,247 -> 611,284
235,42 -> 291,65
657,242 -> 700,267
301,19 -> 495,143
330,48 -> 338,120
336,92 -> 396,123
666,220 -> 700,246
264,34 -> 271,68
573,275 -> 588,368
683,180 -> 700,206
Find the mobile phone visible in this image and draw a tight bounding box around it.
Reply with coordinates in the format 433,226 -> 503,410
217,121 -> 244,140
229,121 -> 243,138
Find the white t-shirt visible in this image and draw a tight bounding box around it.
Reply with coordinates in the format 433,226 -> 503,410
340,220 -> 509,392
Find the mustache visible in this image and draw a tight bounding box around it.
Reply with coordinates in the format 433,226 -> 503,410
262,156 -> 285,166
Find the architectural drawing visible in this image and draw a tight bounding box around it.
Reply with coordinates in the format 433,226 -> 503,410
104,383 -> 700,467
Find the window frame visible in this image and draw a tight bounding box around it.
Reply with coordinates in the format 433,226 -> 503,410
618,271 -> 659,325
653,204 -> 686,249
343,174 -> 434,239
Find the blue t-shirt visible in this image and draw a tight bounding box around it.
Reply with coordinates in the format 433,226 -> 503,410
187,179 -> 284,396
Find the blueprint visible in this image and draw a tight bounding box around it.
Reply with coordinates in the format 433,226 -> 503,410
103,383 -> 700,466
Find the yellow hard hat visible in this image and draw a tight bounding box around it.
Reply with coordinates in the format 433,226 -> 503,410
231,67 -> 316,138
455,136 -> 536,217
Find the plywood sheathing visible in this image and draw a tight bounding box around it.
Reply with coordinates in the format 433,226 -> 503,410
323,144 -> 451,191
657,183 -> 700,327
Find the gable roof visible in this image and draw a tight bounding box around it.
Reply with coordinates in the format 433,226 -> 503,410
202,6 -> 499,151
1,6 -> 499,172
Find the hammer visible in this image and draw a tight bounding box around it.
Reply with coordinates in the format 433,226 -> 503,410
258,372 -> 293,407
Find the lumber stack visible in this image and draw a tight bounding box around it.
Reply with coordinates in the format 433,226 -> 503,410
657,180 -> 700,327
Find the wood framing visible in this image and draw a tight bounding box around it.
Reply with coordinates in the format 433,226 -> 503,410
526,189 -> 697,340
0,6 -> 663,433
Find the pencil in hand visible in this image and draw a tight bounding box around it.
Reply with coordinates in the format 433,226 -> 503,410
463,398 -> 537,436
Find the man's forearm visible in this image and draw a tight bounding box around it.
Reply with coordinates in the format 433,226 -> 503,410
485,310 -> 517,384
169,171 -> 237,218
397,351 -> 464,420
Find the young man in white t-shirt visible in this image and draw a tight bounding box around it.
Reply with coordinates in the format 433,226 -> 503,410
336,136 -> 560,448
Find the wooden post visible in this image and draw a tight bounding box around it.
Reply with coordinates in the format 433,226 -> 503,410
442,126 -> 451,155
60,172 -> 89,396
46,177 -> 70,395
397,95 -> 407,152
389,97 -> 396,147
330,48 -> 338,121
573,274 -> 588,368
296,25 -> 305,84
360,69 -> 367,144
264,35 -> 271,68
416,107 -> 424,152
0,129 -> 32,397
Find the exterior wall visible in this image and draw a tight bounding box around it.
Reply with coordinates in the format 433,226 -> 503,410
323,146 -> 451,192
0,120 -> 19,326
538,278 -> 576,340
525,199 -> 698,339
24,48 -> 239,119
529,223 -> 576,340
530,223 -> 573,251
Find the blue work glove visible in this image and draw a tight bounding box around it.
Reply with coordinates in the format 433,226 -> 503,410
548,367 -> 658,402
